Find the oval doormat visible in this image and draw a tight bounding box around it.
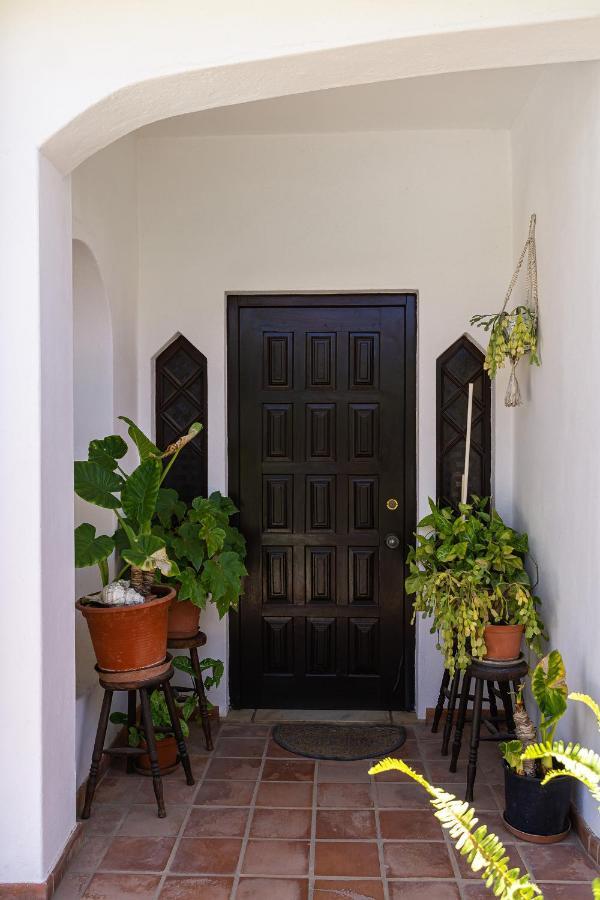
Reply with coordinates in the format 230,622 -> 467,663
272,723 -> 406,761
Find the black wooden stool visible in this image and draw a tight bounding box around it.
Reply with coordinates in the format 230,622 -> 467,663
81,656 -> 194,820
434,669 -> 500,758
168,630 -> 213,751
449,657 -> 528,801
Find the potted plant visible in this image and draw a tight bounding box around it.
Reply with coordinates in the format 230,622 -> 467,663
500,649 -> 600,843
406,496 -> 545,674
153,490 -> 247,639
173,654 -> 224,707
109,690 -> 198,773
74,416 -> 201,672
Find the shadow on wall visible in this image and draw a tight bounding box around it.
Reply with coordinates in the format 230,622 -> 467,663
72,239 -> 123,784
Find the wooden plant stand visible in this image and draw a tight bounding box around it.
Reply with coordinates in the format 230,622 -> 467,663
81,655 -> 194,820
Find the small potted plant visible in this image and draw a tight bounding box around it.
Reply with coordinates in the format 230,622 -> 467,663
499,649 -> 600,842
110,689 -> 198,773
406,496 -> 545,674
153,490 -> 247,639
74,417 -> 201,672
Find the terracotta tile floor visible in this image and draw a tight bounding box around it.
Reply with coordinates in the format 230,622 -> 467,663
55,718 -> 600,899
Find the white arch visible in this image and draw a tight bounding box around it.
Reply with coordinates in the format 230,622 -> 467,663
41,14 -> 600,174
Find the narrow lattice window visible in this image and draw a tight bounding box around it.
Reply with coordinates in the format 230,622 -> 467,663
436,336 -> 491,507
155,335 -> 207,501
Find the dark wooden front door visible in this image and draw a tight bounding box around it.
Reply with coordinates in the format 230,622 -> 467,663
228,294 -> 416,710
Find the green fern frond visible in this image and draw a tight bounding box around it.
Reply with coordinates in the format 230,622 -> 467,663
521,741 -> 600,806
592,877 -> 600,898
369,758 -> 541,898
569,693 -> 600,732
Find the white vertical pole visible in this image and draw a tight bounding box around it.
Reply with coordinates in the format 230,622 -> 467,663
461,382 -> 474,506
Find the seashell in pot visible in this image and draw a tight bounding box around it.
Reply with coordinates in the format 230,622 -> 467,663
100,579 -> 145,607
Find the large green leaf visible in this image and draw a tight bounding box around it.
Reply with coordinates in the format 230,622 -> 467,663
202,551 -> 247,618
531,651 -> 568,740
88,435 -> 128,470
74,461 -> 123,509
118,416 -> 160,462
74,523 -> 114,568
177,566 -> 207,607
174,521 -> 206,570
122,534 -> 179,575
199,515 -> 226,558
156,487 -> 186,527
121,459 -> 162,529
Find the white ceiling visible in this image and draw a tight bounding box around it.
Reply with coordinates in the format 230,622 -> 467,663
139,66 -> 548,137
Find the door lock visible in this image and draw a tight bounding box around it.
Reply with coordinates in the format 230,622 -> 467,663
386,498 -> 399,511
385,533 -> 400,550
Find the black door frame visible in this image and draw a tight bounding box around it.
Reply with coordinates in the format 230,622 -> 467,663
227,292 -> 417,709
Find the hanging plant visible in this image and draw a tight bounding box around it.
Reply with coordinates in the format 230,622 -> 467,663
470,214 -> 540,407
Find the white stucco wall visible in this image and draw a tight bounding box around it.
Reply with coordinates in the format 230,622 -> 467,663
511,61 -> 600,835
136,130 -> 515,717
71,136 -> 139,787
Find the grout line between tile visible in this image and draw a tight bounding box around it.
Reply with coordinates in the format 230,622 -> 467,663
152,736 -> 213,899
373,766 -> 390,900
421,730 -> 467,900
308,757 -> 318,900
230,724 -> 270,898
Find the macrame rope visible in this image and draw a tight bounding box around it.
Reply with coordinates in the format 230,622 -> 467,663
501,214 -> 538,407
501,213 -> 538,315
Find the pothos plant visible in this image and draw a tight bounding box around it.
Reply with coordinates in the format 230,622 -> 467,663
74,416 -> 202,596
405,496 -> 545,674
152,490 -> 247,618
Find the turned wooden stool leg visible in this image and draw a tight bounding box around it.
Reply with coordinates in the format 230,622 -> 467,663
432,669 -> 450,733
81,689 -> 113,819
139,688 -> 166,818
190,646 -> 213,751
450,672 -> 471,772
487,681 -> 498,721
466,678 -> 484,802
162,679 -> 194,786
126,689 -> 137,774
499,681 -> 515,732
441,670 -> 461,756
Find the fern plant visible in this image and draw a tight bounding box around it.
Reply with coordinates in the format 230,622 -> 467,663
520,691 -> 600,807
369,758 -> 542,899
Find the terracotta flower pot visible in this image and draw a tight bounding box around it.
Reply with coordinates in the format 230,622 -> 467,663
167,595 -> 200,639
484,624 -> 524,661
138,735 -> 178,772
76,583 -> 175,672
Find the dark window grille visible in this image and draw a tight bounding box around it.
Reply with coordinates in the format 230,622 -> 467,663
436,336 -> 491,508
155,334 -> 207,502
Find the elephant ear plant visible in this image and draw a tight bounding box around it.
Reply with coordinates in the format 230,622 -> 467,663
405,496 -> 545,674
74,417 -> 202,597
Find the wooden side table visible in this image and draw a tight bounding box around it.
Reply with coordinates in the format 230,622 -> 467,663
168,630 -> 213,751
81,657 -> 194,819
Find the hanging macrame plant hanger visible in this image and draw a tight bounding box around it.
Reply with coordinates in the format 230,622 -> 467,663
501,213 -> 539,406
